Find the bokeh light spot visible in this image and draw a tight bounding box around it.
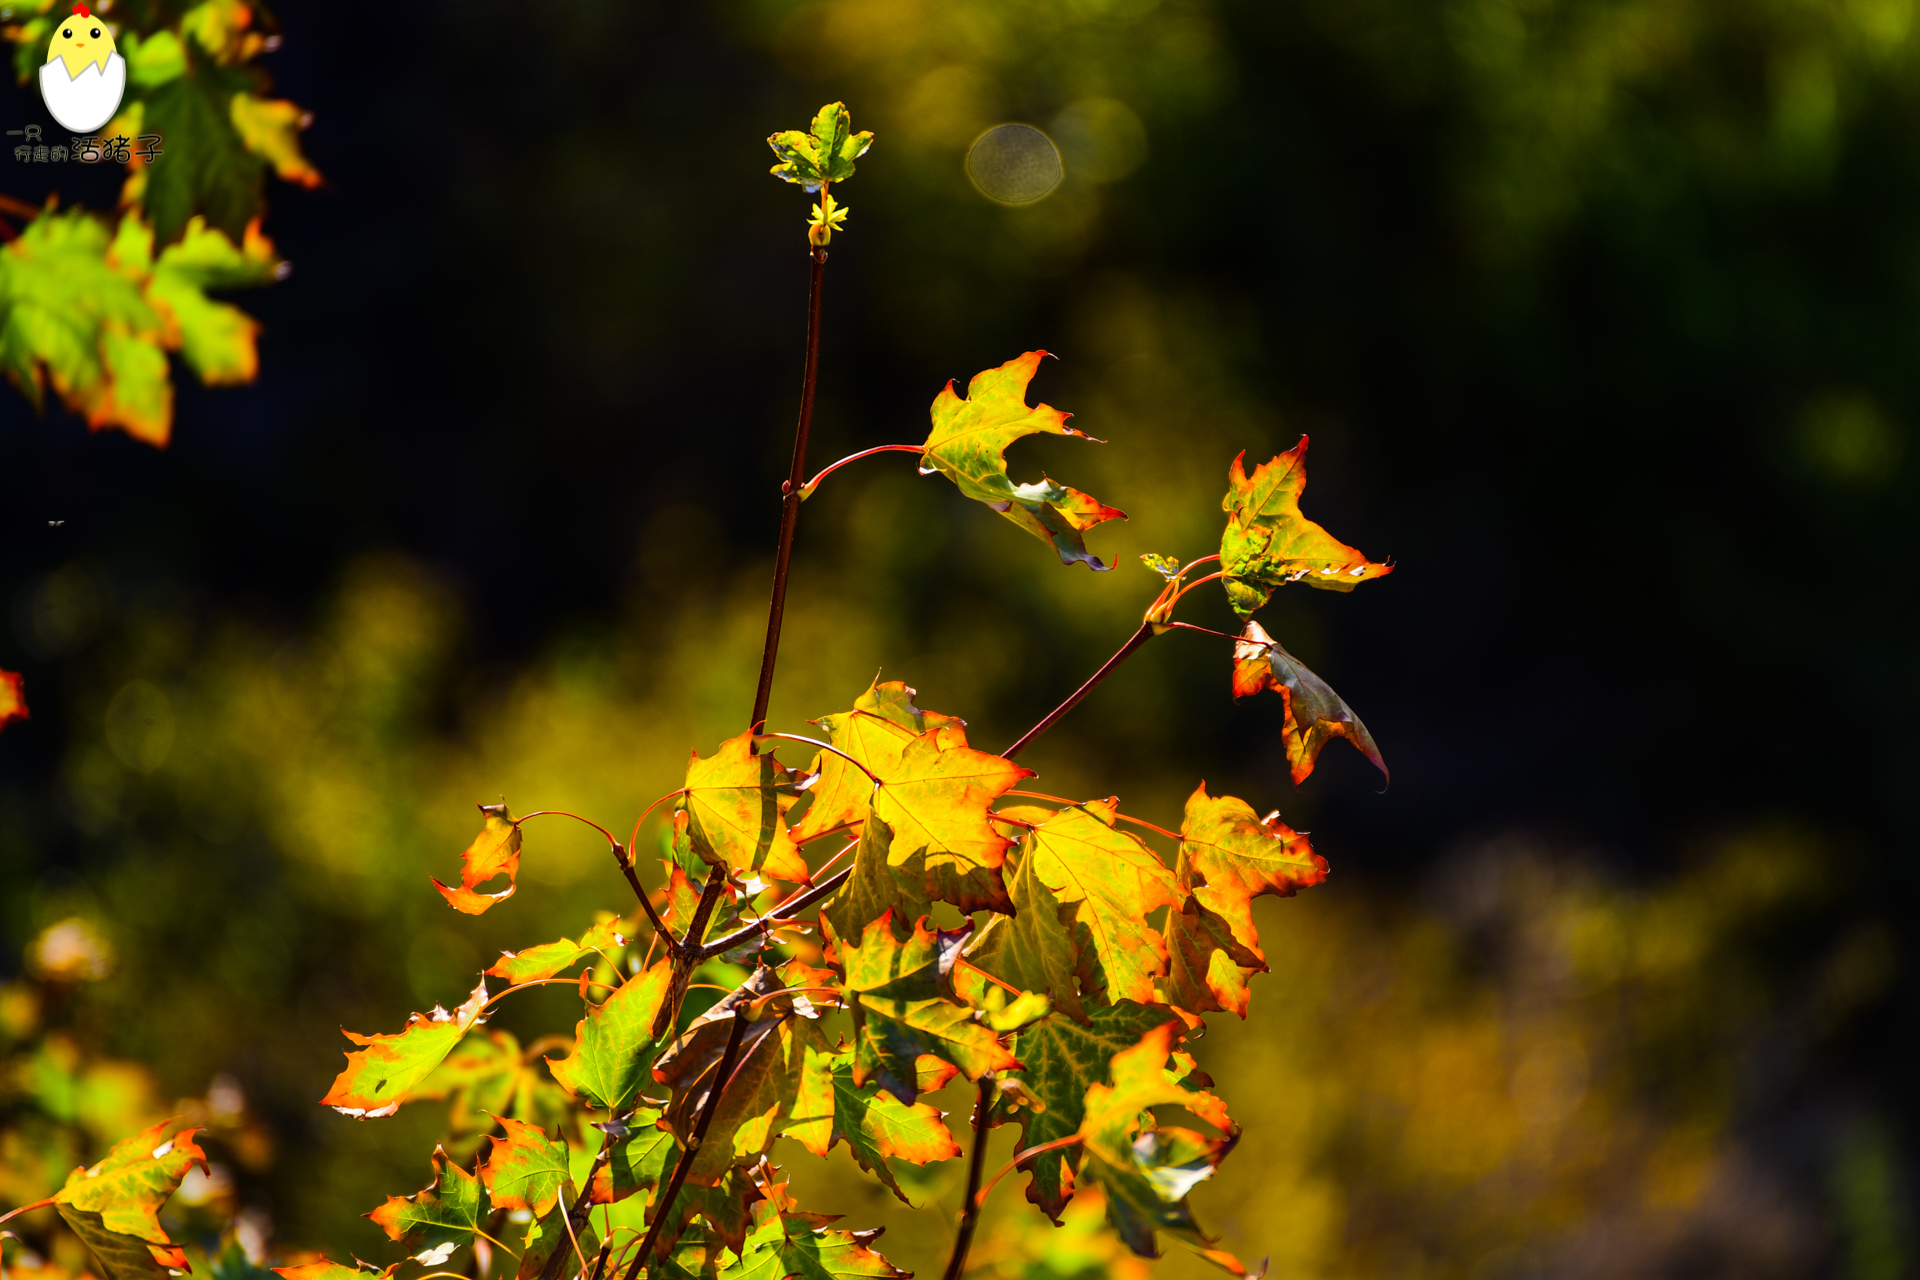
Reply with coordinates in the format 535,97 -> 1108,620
966,124 -> 1064,205
1052,97 -> 1148,182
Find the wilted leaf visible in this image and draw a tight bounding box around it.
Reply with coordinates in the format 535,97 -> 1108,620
1075,1023 -> 1236,1258
1219,439 -> 1392,615
487,918 -> 625,986
1160,898 -> 1265,1019
433,803 -> 522,916
1177,784 -> 1325,959
0,669 -> 26,731
919,351 -> 1125,570
841,912 -> 1018,1106
322,978 -> 491,1118
547,958 -> 672,1111
869,723 -> 1031,915
367,1145 -> 489,1267
1232,620 -> 1388,785
767,102 -> 874,192
479,1118 -> 569,1218
681,733 -> 809,885
50,1120 -> 206,1280
1004,1000 -> 1171,1219
787,1053 -> 961,1204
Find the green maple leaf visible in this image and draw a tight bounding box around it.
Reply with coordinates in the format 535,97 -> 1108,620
766,102 -> 874,192
1001,1000 -> 1171,1219
1232,620 -> 1388,785
366,1145 -> 491,1266
717,1199 -> 908,1280
321,978 -> 491,1118
546,957 -> 672,1111
787,1051 -> 962,1204
131,39 -> 268,245
1218,438 -> 1393,616
478,1117 -> 570,1218
587,1108 -> 677,1205
48,1120 -> 207,1280
840,912 -> 1019,1106
412,1030 -> 575,1152
487,917 -> 625,986
1177,783 -> 1326,960
1075,1023 -> 1237,1259
918,351 -> 1126,569
970,799 -> 1180,1023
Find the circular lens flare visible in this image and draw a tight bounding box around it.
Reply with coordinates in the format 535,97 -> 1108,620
966,124 -> 1064,205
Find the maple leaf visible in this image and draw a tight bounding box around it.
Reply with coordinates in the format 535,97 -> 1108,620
1001,1000 -> 1172,1219
1141,553 -> 1183,580
821,814 -> 928,947
273,1263 -> 396,1280
1075,1023 -> 1237,1259
1219,439 -> 1393,616
433,804 -> 523,916
786,1052 -> 961,1204
546,957 -> 672,1111
790,678 -> 958,844
587,1109 -> 677,1205
128,43 -> 268,245
969,799 -> 1180,1023
716,1196 -> 909,1280
0,669 -> 25,732
367,1145 -> 490,1267
868,723 -> 1032,915
46,1119 -> 206,1280
487,917 -> 625,986
680,733 -> 810,885
321,978 -> 491,1118
412,1030 -> 575,1149
767,102 -> 874,192
1160,897 -> 1266,1019
478,1118 -> 570,1218
918,351 -> 1126,570
1177,783 -> 1326,959
840,912 -> 1019,1106
1233,621 -> 1388,785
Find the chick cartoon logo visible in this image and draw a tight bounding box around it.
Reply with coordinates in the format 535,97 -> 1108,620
39,5 -> 125,134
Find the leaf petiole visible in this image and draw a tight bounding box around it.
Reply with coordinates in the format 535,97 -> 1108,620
971,1134 -> 1086,1210
794,444 -> 925,500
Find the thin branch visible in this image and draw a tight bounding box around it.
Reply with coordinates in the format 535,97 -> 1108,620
653,867 -> 730,1038
941,1080 -> 997,1280
749,245 -> 830,735
0,194 -> 42,221
583,1241 -> 614,1280
613,844 -> 673,944
517,810 -> 622,847
697,864 -> 852,960
1163,620 -> 1243,643
796,444 -> 925,498
972,1135 -> 1086,1209
538,1117 -> 630,1280
623,1011 -> 753,1280
1002,623 -> 1156,760
627,788 -> 689,856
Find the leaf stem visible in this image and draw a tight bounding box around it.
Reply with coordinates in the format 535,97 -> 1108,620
749,246 -> 830,736
796,444 -> 925,498
941,1080 -> 997,1280
1001,791 -> 1181,842
517,810 -> 623,848
613,845 -> 674,946
971,1134 -> 1086,1210
623,1010 -> 752,1280
756,732 -> 882,784
696,864 -> 852,961
0,1199 -> 53,1228
1001,623 -> 1156,760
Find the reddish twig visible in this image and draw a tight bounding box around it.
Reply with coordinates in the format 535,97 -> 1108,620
1002,623 -> 1156,760
796,443 -> 925,498
972,1134 -> 1086,1209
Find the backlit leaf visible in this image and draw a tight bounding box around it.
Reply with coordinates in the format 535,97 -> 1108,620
433,803 -> 522,916
681,733 -> 809,885
1177,784 -> 1326,959
1075,1023 -> 1235,1258
479,1117 -> 569,1217
918,351 -> 1125,570
820,814 -> 929,947
841,912 -> 1018,1106
767,102 -> 874,192
321,978 -> 491,1118
273,1262 -> 396,1280
1160,898 -> 1265,1019
869,723 -> 1031,915
587,1109 -> 676,1205
1219,439 -> 1392,615
1232,620 -> 1388,785
787,1054 -> 961,1204
1004,1000 -> 1171,1219
717,1198 -> 908,1280
0,669 -> 25,732
412,1030 -> 575,1151
366,1145 -> 489,1266
50,1119 -> 206,1280
134,43 -> 267,245
546,958 -> 672,1111
487,918 -> 625,986
791,678 -> 957,844
228,95 -> 320,189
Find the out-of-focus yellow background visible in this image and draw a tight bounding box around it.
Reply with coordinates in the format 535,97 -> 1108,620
2,0 -> 1912,1277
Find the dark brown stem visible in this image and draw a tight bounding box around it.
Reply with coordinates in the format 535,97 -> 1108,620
941,1079 -> 997,1280
652,867 -> 730,1039
613,844 -> 673,943
623,1010 -> 753,1280
749,246 -> 829,735
1002,623 -> 1156,760
696,865 -> 851,961
583,1241 -> 613,1280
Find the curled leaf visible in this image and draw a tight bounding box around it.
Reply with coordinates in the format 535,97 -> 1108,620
433,803 -> 522,916
1177,784 -> 1325,959
919,351 -> 1126,570
51,1119 -> 207,1280
1219,438 -> 1392,615
321,978 -> 491,1118
1232,620 -> 1387,785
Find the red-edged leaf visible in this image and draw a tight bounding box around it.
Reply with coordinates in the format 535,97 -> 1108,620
433,804 -> 522,916
321,978 -> 490,1118
546,958 -> 672,1111
1219,438 -> 1392,615
50,1120 -> 207,1280
680,733 -> 809,885
1177,783 -> 1324,960
1161,898 -> 1266,1019
486,917 -> 625,986
869,724 -> 1031,914
1233,620 -> 1387,785
273,1262 -> 397,1280
366,1145 -> 490,1266
479,1117 -> 570,1217
0,669 -> 26,732
790,678 -> 956,844
787,1051 -> 961,1204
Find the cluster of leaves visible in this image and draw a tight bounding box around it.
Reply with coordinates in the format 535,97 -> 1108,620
0,103 -> 1392,1280
0,0 -> 317,444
